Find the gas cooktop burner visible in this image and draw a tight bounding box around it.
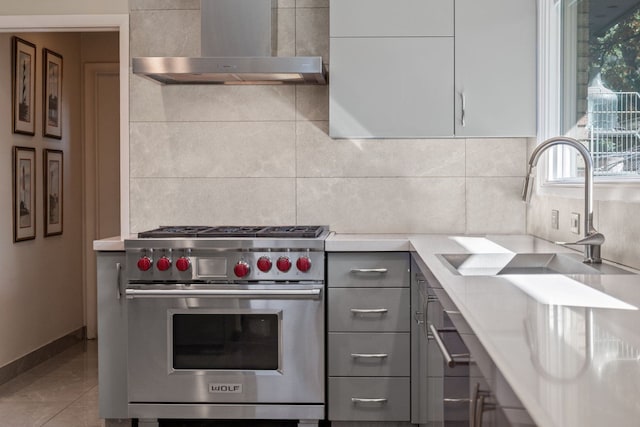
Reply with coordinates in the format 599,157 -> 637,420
137,225 -> 327,239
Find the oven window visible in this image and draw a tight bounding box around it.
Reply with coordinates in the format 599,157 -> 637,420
173,314 -> 278,370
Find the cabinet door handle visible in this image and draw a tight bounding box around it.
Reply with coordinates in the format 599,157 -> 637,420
443,398 -> 471,403
350,308 -> 388,314
351,398 -> 388,404
475,395 -> 496,427
471,383 -> 493,427
428,323 -> 470,368
350,353 -> 388,359
461,92 -> 466,127
116,262 -> 123,299
350,268 -> 388,274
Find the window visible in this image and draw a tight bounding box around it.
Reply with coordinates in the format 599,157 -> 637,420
545,0 -> 640,182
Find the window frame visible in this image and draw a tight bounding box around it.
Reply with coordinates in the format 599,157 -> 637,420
538,0 -> 640,202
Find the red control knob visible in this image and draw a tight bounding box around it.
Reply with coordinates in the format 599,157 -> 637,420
137,256 -> 152,272
156,257 -> 171,271
276,256 -> 292,272
296,256 -> 312,272
234,261 -> 250,278
257,256 -> 272,272
175,257 -> 191,272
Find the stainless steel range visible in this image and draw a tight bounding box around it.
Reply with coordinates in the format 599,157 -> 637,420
124,225 -> 329,427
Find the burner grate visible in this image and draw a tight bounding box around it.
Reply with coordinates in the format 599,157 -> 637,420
137,226 -> 212,238
137,225 -> 327,239
258,226 -> 325,238
197,226 -> 267,237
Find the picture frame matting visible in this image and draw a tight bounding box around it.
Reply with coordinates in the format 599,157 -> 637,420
43,48 -> 63,139
13,146 -> 37,242
44,149 -> 63,237
12,37 -> 36,136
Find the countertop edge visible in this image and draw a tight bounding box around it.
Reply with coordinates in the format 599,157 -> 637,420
93,236 -> 127,251
325,233 -> 413,251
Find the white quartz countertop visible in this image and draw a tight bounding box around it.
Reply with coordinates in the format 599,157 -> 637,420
93,235 -> 131,251
331,233 -> 640,427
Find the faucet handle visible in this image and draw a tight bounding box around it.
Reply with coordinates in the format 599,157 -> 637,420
555,232 -> 604,264
555,232 -> 605,247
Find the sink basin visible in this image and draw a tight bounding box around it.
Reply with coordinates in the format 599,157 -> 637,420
438,253 -> 634,276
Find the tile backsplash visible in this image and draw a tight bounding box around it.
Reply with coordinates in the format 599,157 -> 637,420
128,0 -> 529,234
527,192 -> 640,270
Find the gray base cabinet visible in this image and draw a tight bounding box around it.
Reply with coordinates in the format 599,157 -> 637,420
412,254 -> 535,427
96,251 -> 129,420
327,252 -> 411,422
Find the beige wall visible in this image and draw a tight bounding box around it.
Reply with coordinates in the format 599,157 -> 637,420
0,0 -> 127,15
0,32 -> 83,367
0,31 -> 119,369
129,0 -> 528,235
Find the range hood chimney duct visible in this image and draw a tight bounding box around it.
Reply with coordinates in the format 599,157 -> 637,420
132,0 -> 327,85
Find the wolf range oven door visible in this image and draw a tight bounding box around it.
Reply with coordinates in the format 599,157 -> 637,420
126,285 -> 325,405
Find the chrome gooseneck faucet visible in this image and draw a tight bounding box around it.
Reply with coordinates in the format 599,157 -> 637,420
522,136 -> 605,264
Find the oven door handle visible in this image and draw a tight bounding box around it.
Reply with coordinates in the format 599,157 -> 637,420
125,288 -> 322,299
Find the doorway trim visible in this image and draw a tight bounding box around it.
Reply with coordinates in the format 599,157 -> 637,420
0,14 -> 130,238
0,14 -> 130,338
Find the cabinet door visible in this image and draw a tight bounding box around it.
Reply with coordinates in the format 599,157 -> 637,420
454,0 -> 536,137
330,0 -> 453,37
330,37 -> 454,138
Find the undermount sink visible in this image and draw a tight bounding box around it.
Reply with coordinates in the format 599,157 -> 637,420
438,252 -> 634,276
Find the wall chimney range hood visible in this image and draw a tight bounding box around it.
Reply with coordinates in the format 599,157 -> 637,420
132,0 -> 327,85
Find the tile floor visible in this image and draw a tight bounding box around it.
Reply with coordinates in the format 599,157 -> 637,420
0,342 -> 305,427
0,340 -> 101,427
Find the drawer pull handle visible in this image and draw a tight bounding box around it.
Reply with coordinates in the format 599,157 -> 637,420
350,308 -> 388,314
350,268 -> 388,274
350,353 -> 388,359
428,323 -> 470,368
444,398 -> 472,403
351,398 -> 388,404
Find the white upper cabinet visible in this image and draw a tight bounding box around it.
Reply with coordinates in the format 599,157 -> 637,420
330,0 -> 454,37
329,0 -> 537,138
329,0 -> 454,138
454,0 -> 537,137
330,37 -> 454,138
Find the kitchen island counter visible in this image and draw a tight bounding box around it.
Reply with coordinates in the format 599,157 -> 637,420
327,233 -> 640,427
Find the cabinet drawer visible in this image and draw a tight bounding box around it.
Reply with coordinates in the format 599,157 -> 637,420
330,0 -> 453,37
328,252 -> 410,287
329,332 -> 410,377
329,288 -> 410,332
328,377 -> 410,421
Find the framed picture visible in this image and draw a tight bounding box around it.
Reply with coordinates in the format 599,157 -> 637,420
44,149 -> 63,237
13,146 -> 36,242
43,49 -> 63,139
12,37 -> 36,136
